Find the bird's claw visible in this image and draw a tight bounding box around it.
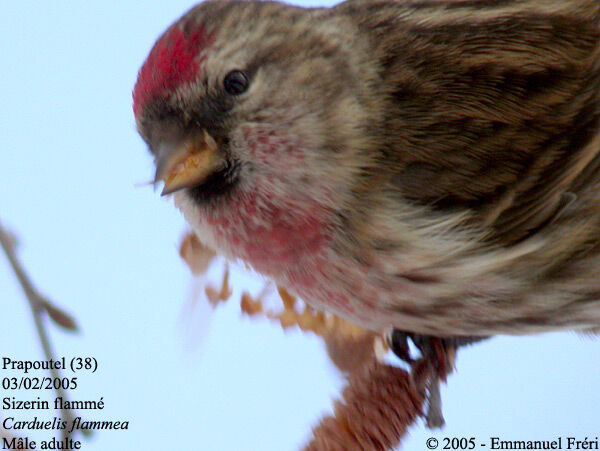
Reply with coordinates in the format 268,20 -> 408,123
386,330 -> 488,429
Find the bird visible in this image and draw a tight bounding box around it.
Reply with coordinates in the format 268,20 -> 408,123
133,0 -> 600,341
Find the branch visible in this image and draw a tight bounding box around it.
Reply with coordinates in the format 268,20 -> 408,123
0,219 -> 90,439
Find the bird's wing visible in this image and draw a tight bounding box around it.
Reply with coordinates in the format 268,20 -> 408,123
343,0 -> 600,243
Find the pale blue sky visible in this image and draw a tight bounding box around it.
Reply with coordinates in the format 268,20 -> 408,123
1,2 -> 599,450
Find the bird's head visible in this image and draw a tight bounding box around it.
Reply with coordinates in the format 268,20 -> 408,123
133,0 -> 379,212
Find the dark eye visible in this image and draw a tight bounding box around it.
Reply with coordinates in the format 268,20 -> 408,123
223,70 -> 249,95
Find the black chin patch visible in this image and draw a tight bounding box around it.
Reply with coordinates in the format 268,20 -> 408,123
186,159 -> 241,204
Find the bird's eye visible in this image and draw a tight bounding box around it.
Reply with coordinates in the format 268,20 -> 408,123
223,70 -> 249,96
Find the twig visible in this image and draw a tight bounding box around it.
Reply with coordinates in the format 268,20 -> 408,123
0,219 -> 91,439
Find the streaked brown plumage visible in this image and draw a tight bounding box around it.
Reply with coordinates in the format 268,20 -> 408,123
134,0 -> 600,336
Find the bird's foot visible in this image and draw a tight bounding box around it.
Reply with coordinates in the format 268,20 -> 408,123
386,330 -> 487,429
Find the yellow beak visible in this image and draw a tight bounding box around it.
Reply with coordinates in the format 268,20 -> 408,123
154,130 -> 224,196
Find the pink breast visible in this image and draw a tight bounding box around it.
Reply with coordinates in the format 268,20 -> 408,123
205,190 -> 331,271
